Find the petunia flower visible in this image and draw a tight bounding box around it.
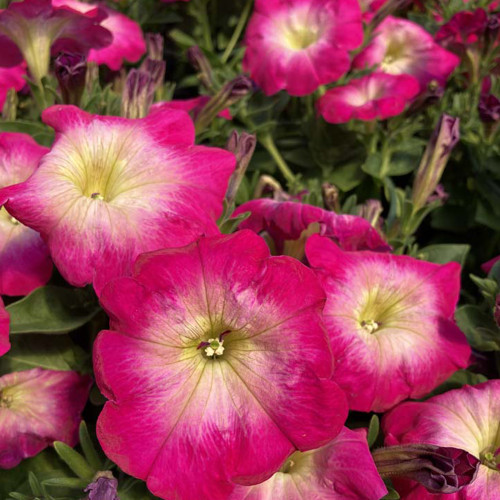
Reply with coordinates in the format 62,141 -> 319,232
232,198 -> 390,261
243,0 -> 363,96
353,16 -> 460,90
229,427 -> 388,499
0,132 -> 52,296
0,368 -> 92,469
0,0 -> 112,83
0,298 -> 9,357
306,234 -> 471,412
93,231 -> 348,500
0,105 -> 235,295
383,380 -> 500,499
52,0 -> 146,71
0,64 -> 26,112
317,72 -> 420,123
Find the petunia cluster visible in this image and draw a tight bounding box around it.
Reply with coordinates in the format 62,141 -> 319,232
0,1 -> 498,500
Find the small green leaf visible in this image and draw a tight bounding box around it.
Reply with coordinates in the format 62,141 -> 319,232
382,487 -> 400,500
28,472 -> 43,496
53,442 -> 95,481
0,121 -> 54,147
7,286 -> 100,335
416,244 -> 470,266
455,305 -> 500,351
367,415 -> 380,448
79,422 -> 103,471
8,493 -> 32,500
41,477 -> 88,489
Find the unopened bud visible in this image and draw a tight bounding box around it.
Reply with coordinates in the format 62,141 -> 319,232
54,52 -> 87,106
322,182 -> 340,212
253,175 -> 287,200
2,88 -> 17,121
194,76 -> 252,133
225,131 -> 257,205
84,471 -> 119,500
479,93 -> 500,123
357,199 -> 384,230
140,58 -> 166,93
187,46 -> 214,91
373,444 -> 480,494
145,33 -> 164,60
412,114 -> 459,211
121,69 -> 154,119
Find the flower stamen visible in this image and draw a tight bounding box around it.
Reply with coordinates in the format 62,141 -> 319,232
361,319 -> 381,334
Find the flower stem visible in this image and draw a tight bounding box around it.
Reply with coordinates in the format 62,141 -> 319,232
221,0 -> 253,64
259,133 -> 297,187
199,0 -> 214,52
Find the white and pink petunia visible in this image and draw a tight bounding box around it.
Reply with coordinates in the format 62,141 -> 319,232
232,198 -> 390,261
0,105 -> 235,294
0,0 -> 112,83
93,231 -> 348,500
317,73 -> 420,123
383,380 -> 500,499
243,0 -> 363,96
306,234 -> 471,412
0,132 -> 52,296
353,16 -> 460,90
229,427 -> 388,499
0,368 -> 92,468
52,0 -> 146,70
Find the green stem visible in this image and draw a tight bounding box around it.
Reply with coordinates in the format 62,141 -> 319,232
221,0 -> 253,64
199,0 -> 214,52
259,133 -> 297,187
379,139 -> 391,178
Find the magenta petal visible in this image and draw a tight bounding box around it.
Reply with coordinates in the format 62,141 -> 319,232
0,297 -> 9,356
94,231 -> 347,499
0,368 -> 91,468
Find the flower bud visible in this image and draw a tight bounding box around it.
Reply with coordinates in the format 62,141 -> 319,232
412,114 -> 459,211
225,131 -> 257,205
322,182 -> 340,212
145,32 -> 164,61
254,174 -> 286,199
84,471 -> 119,500
373,444 -> 480,494
194,76 -> 252,133
54,52 -> 87,106
479,93 -> 500,123
357,199 -> 384,231
121,69 -> 154,119
140,57 -> 166,93
187,45 -> 215,90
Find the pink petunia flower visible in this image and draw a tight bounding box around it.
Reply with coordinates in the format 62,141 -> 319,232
229,427 -> 388,499
317,72 -> 420,123
0,298 -> 9,357
0,133 -> 52,296
353,16 -> 460,90
306,234 -> 471,412
0,64 -> 26,112
52,0 -> 146,70
243,0 -> 363,96
482,255 -> 500,274
0,105 -> 235,295
383,380 -> 500,499
0,0 -> 112,83
0,368 -> 92,469
232,198 -> 390,261
93,231 -> 348,500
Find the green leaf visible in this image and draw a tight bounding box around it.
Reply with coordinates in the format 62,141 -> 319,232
79,422 -> 103,471
53,442 -> 95,481
329,162 -> 365,191
416,244 -> 470,266
426,369 -> 488,398
28,472 -> 43,497
7,286 -> 100,335
455,305 -> 500,351
367,415 -> 380,448
0,335 -> 90,375
382,487 -> 400,500
361,153 -> 383,179
42,478 -> 88,489
0,121 -> 54,147
8,493 -> 32,500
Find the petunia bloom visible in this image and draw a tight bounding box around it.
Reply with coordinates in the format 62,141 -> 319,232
0,105 -> 235,295
383,380 -> 500,499
229,427 -> 387,499
52,0 -> 146,70
94,231 -> 348,500
232,198 -> 390,261
317,72 -> 420,123
243,0 -> 363,96
0,132 -> 52,296
306,234 -> 471,412
0,0 -> 112,83
353,16 -> 460,90
0,64 -> 26,112
0,298 -> 9,357
0,368 -> 92,469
